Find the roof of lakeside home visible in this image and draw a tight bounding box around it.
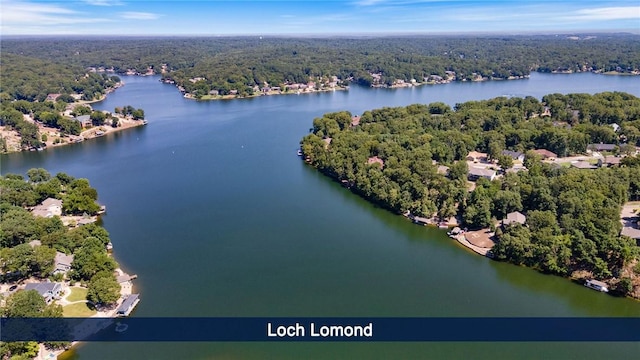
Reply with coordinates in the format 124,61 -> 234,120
571,161 -> 597,169
55,252 -> 74,266
32,198 -> 63,218
587,143 -> 616,151
468,167 -> 496,178
501,150 -> 524,159
603,156 -> 622,165
467,151 -> 488,160
351,116 -> 361,127
24,282 -> 61,296
531,149 -> 558,158
367,156 -> 385,167
41,198 -> 62,208
503,211 -> 526,225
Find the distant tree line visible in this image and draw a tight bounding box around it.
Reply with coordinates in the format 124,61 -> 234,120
1,35 -> 639,98
0,53 -> 121,102
300,92 -> 640,296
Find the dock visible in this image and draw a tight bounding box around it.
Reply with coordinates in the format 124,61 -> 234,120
116,294 -> 140,317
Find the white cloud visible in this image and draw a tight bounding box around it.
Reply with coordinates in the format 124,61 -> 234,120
0,0 -> 111,32
119,11 -> 162,20
82,0 -> 124,6
570,6 -> 640,21
353,0 -> 386,6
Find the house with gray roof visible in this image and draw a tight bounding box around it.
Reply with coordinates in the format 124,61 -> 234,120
501,150 -> 525,162
587,143 -> 617,152
24,282 -> 62,303
74,115 -> 92,128
468,167 -> 496,181
571,161 -> 597,169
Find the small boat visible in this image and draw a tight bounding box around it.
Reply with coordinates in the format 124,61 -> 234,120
584,279 -> 609,293
106,242 -> 113,251
297,149 -> 303,156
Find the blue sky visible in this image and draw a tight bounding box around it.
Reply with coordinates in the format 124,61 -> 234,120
1,0 -> 639,35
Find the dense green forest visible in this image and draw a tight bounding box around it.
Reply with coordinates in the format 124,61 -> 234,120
1,34 -> 639,98
0,53 -> 121,102
300,92 -> 640,296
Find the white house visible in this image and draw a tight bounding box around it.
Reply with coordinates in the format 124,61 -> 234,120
32,198 -> 62,218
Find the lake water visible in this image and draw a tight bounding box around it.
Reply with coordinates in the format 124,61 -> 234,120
2,72 -> 639,359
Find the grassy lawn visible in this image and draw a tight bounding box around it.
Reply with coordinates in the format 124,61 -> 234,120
63,302 -> 97,317
66,287 -> 88,302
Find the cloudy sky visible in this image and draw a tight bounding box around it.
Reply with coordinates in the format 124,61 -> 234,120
1,0 -> 639,35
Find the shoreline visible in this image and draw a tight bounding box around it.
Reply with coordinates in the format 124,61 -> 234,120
0,119 -> 147,154
0,80 -> 148,155
162,69 -> 638,102
181,86 -> 349,101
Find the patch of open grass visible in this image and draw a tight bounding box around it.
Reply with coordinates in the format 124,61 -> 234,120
66,287 -> 88,302
63,302 -> 97,317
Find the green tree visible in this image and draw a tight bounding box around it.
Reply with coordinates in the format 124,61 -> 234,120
87,272 -> 121,305
2,290 -> 47,317
131,108 -> 145,120
71,238 -> 116,281
26,168 -> 51,183
90,111 -> 106,126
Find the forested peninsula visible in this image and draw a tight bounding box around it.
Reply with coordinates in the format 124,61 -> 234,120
0,169 -> 139,359
1,34 -> 638,100
0,53 -> 146,153
300,92 -> 640,299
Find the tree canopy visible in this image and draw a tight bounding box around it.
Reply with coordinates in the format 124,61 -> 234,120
301,92 -> 640,295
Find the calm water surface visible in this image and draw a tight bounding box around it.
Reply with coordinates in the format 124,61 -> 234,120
2,73 -> 639,359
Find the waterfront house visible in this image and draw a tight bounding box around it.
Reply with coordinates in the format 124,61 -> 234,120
24,282 -> 62,304
502,211 -> 526,226
468,167 -> 496,181
501,150 -> 525,162
116,294 -> 140,316
351,116 -> 361,127
32,198 -> 62,218
53,252 -> 74,275
74,115 -> 92,128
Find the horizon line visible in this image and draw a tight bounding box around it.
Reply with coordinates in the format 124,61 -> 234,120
2,29 -> 639,38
